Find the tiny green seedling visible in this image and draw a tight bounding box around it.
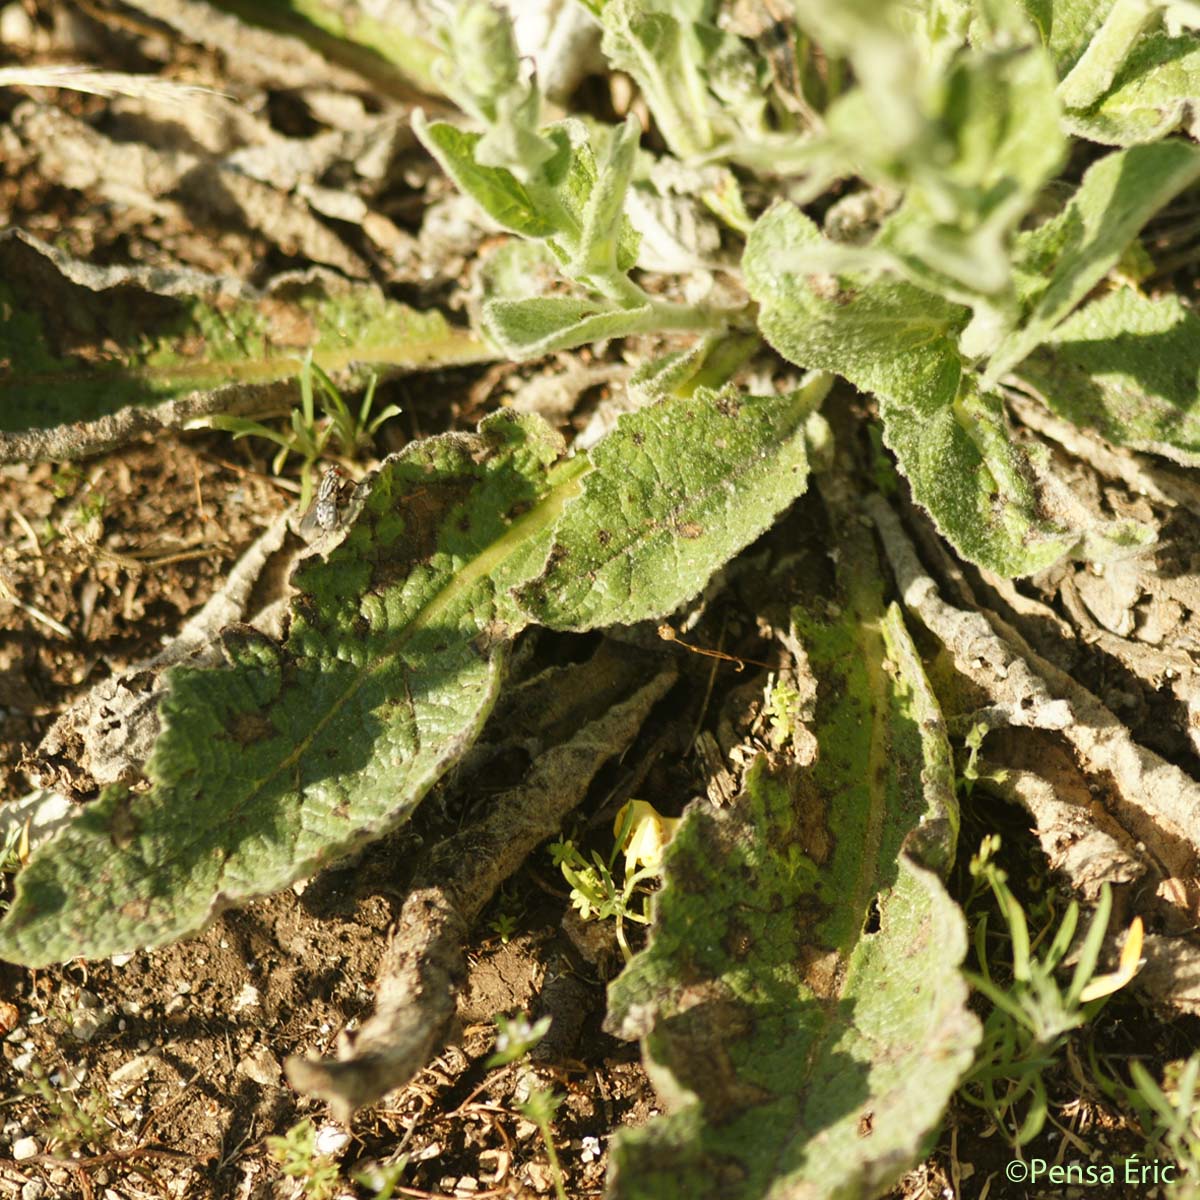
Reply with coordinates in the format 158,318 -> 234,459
265,1118 -> 344,1200
20,1060 -> 115,1156
487,1011 -> 552,1068
206,354 -> 400,509
549,800 -> 679,962
487,1013 -> 567,1200
517,1082 -> 569,1200
763,673 -> 803,747
957,719 -> 1009,799
960,837 -> 1143,1146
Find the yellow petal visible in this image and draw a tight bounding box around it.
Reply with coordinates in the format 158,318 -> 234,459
614,800 -> 681,875
1079,916 -> 1144,1003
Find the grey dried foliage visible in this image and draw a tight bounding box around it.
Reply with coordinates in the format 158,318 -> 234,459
287,645 -> 677,1118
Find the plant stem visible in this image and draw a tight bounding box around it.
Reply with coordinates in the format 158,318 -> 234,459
535,1111 -> 569,1200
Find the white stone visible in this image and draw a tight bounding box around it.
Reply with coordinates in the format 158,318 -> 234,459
313,1125 -> 350,1156
12,1135 -> 39,1161
231,984 -> 260,1012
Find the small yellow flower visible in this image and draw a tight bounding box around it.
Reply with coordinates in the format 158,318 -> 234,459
614,800 -> 681,877
1079,916 -> 1144,1003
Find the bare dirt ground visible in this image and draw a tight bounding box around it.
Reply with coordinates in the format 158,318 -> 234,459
3,4 -> 1200,1200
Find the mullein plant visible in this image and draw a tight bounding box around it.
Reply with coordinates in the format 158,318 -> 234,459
1,4 -> 1196,1195
415,0 -> 1200,577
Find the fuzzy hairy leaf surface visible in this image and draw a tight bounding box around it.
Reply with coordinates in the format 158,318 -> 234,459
877,33 -> 1065,304
743,203 -> 968,408
0,380 -> 821,964
483,296 -> 654,357
600,0 -> 715,158
0,229 -> 485,449
743,204 -> 1078,576
878,382 -> 1080,577
1021,0 -> 1120,75
1017,287 -> 1200,466
414,115 -> 640,273
518,378 -> 823,629
1064,32 -> 1200,144
987,139 -> 1200,382
411,118 -> 561,239
604,551 -> 978,1199
0,412 -> 576,966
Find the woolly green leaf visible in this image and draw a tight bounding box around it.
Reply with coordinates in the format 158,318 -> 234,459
601,0 -> 715,157
879,382 -> 1078,577
1016,287 -> 1200,465
743,203 -> 969,406
986,140 -> 1200,382
877,34 -> 1065,304
1018,0 -> 1120,75
742,202 -> 1116,576
0,412 -> 580,966
412,116 -> 560,238
605,534 -> 978,1199
572,115 -> 643,281
483,296 -> 654,358
517,376 -> 827,630
0,372 -> 834,963
1056,0 -> 1163,110
478,237 -> 652,361
1063,31 -> 1200,144
0,230 -> 487,461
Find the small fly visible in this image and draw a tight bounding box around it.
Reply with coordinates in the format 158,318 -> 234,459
299,464 -> 346,536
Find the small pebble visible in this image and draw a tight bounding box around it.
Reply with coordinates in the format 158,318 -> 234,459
236,1046 -> 281,1087
110,1052 -> 162,1088
232,984 -> 260,1012
314,1125 -> 350,1156
12,1135 -> 40,1160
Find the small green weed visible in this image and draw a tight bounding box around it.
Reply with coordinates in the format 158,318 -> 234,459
350,1157 -> 410,1200
549,800 -> 678,962
0,820 -> 25,881
488,1013 -> 566,1200
21,1060 -> 115,1155
207,355 -> 400,508
486,881 -> 523,944
959,836 -> 1142,1147
488,1011 -> 552,1067
1089,1046 -> 1200,1194
489,909 -> 519,944
517,1082 -> 568,1200
265,1118 -> 343,1200
763,674 -> 802,747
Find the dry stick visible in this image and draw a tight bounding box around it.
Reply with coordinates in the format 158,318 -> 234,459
285,664 -> 677,1121
867,494 -> 1200,891
865,495 -> 1072,735
980,768 -> 1143,901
